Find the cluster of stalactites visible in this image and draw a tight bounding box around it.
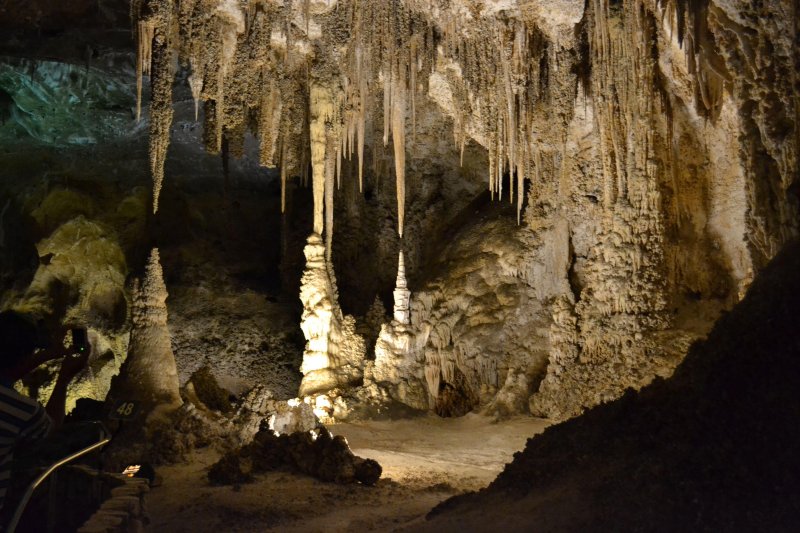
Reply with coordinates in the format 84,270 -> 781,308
135,0 -> 443,239
439,15 -> 553,223
585,0 -> 724,212
134,1 -> 564,235
136,0 -> 305,214
587,0 -> 661,210
658,0 -> 728,119
336,0 -> 439,238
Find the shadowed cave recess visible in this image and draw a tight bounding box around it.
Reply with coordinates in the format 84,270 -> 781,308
0,0 -> 798,531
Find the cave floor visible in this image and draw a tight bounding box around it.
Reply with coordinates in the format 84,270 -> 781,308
147,414 -> 549,532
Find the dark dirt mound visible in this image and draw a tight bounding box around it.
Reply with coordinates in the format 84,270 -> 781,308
209,426 -> 382,487
418,239 -> 800,532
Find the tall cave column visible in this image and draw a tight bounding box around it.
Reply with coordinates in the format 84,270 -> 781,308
109,248 -> 182,421
299,84 -> 366,398
309,85 -> 331,237
299,84 -> 336,396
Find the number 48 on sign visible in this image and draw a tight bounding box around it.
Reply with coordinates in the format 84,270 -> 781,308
110,400 -> 139,421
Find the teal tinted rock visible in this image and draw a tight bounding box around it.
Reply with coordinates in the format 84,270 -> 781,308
0,59 -> 134,146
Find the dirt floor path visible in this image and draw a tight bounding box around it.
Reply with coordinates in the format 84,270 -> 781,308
147,414 -> 549,532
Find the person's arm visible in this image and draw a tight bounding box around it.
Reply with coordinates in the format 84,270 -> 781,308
44,372 -> 71,429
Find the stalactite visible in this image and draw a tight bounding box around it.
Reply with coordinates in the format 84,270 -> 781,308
383,68 -> 391,147
148,0 -> 176,215
325,130 -> 336,262
309,85 -> 332,236
391,70 -> 407,239
136,20 -> 156,123
425,363 -> 441,400
280,140 -> 287,214
259,79 -> 283,168
188,62 -> 203,121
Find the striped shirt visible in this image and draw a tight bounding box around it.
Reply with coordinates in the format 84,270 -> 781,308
0,383 -> 53,513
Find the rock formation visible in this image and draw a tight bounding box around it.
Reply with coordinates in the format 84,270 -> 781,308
0,0 -> 795,428
123,0 -> 797,421
420,237 -> 800,532
209,425 -> 382,487
6,215 -> 130,413
109,248 -> 182,421
392,251 -> 412,325
298,234 -> 366,397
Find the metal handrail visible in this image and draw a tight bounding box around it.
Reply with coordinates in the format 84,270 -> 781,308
7,426 -> 111,533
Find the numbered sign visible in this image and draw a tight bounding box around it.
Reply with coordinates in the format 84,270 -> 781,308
109,400 -> 140,421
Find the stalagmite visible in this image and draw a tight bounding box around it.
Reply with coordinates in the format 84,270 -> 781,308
109,248 -> 182,420
393,251 -> 411,325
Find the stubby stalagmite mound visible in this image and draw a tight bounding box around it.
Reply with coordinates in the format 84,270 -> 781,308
419,238 -> 800,532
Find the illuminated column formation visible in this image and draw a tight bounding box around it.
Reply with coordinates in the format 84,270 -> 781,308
369,252 -> 428,410
299,234 -> 337,396
393,251 -> 411,325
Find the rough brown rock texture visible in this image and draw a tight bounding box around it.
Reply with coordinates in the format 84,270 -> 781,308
188,365 -> 233,414
108,248 -> 182,419
419,237 -> 800,532
209,426 -> 382,486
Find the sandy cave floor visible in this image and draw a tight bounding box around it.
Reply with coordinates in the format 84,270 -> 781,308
147,414 -> 549,532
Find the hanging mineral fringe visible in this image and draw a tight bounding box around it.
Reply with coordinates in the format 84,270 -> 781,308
137,1 -> 571,228
147,0 -> 176,215
391,68 -> 407,238
136,20 -> 156,123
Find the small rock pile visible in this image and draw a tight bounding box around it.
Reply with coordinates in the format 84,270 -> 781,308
209,426 -> 382,487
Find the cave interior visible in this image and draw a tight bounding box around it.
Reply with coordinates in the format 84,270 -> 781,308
0,0 -> 798,531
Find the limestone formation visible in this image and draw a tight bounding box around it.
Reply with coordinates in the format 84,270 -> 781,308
209,425 -> 382,487
392,251 -> 411,325
8,216 -> 130,413
298,234 -> 366,397
5,0 -> 791,425
109,248 -> 182,421
369,217 -> 552,414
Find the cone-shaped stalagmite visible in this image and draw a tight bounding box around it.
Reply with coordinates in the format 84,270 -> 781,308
111,248 -> 182,420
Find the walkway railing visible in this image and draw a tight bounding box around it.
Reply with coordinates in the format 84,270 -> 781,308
7,423 -> 110,533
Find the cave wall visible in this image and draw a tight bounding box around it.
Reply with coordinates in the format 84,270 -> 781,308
352,0 -> 798,420
526,0 -> 798,420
